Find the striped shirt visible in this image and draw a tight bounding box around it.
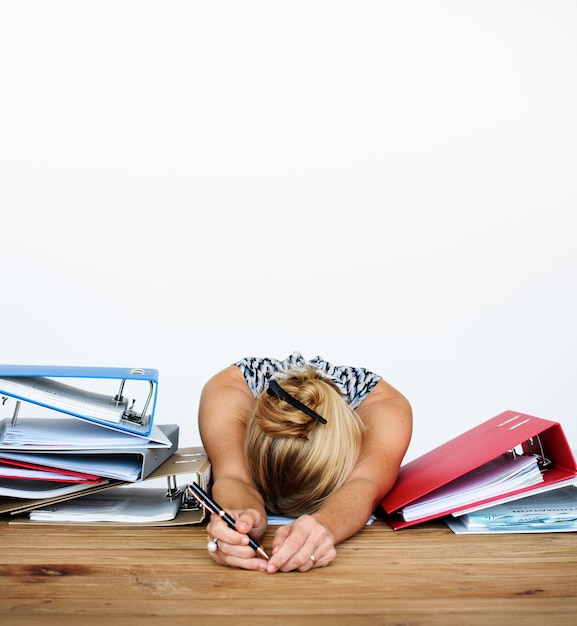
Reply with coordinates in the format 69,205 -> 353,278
234,351 -> 381,409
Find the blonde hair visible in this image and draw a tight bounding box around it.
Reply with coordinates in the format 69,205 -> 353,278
244,366 -> 366,517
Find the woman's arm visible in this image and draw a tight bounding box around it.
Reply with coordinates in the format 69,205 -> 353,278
317,379 -> 412,534
198,365 -> 269,570
267,379 -> 412,573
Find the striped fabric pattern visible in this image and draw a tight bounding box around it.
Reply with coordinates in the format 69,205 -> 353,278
234,351 -> 381,409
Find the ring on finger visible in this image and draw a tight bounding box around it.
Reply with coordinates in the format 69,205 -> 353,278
310,554 -> 318,566
207,538 -> 219,553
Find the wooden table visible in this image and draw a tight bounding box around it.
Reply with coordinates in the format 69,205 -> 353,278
1,517 -> 576,625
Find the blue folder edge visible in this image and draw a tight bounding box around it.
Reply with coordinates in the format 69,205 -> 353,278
0,365 -> 159,437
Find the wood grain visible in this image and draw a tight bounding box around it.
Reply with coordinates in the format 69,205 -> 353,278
1,518 -> 576,625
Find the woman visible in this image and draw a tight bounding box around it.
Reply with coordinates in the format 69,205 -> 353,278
198,352 -> 412,573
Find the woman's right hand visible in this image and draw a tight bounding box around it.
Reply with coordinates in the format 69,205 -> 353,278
205,507 -> 269,571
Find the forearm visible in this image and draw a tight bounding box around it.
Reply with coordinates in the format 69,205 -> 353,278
311,477 -> 380,546
211,476 -> 267,526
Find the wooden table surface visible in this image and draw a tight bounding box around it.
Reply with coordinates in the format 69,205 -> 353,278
1,517 -> 576,625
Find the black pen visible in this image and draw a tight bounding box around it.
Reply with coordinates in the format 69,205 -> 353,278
187,481 -> 270,560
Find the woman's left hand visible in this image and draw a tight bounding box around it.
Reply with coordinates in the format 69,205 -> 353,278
266,515 -> 337,573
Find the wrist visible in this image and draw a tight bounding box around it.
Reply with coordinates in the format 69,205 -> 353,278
211,476 -> 266,517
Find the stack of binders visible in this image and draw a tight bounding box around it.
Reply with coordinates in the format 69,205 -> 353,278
0,365 -> 209,525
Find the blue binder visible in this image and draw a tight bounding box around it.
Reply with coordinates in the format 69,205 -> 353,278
0,365 -> 159,437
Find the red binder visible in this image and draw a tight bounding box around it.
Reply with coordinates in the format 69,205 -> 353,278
381,410 -> 577,530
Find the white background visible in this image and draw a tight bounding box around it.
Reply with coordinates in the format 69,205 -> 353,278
1,1 -> 575,462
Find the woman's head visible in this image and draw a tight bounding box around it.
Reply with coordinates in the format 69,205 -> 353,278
244,366 -> 365,517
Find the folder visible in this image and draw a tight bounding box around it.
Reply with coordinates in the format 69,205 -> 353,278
380,410 -> 577,529
0,423 -> 179,514
0,457 -> 104,483
0,423 -> 179,485
8,446 -> 212,526
445,485 -> 577,534
0,365 -> 159,436
0,478 -> 114,502
0,417 -> 172,449
26,487 -> 184,525
0,479 -> 121,514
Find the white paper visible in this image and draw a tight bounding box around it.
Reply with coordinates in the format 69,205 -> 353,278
450,476 -> 577,516
401,454 -> 544,522
0,464 -> 97,482
445,515 -> 577,534
447,485 -> 577,534
0,418 -> 170,449
0,450 -> 142,481
0,376 -> 126,423
29,487 -> 180,523
0,478 -> 108,499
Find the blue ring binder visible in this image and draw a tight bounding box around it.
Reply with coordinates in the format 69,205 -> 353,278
0,365 -> 159,437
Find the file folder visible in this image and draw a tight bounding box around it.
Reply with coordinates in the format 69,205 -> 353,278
0,478 -> 122,515
0,424 -> 179,515
0,478 -> 112,501
7,446 -> 212,526
26,487 -> 183,524
0,417 -> 172,449
0,423 -> 179,485
0,365 -> 159,436
0,457 -> 103,483
381,410 -> 577,529
445,485 -> 577,534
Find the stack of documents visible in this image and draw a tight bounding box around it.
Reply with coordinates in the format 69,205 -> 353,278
28,488 -> 182,524
0,419 -> 179,499
400,454 -> 544,523
8,447 -> 212,527
0,366 -> 179,510
446,485 -> 577,534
